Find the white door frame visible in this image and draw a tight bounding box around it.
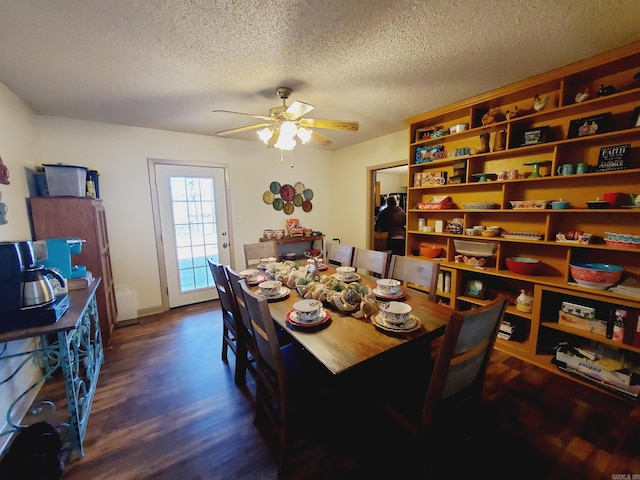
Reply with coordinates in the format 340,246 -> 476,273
148,158 -> 235,312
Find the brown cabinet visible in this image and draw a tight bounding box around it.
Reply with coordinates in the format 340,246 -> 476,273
406,42 -> 640,397
29,197 -> 117,346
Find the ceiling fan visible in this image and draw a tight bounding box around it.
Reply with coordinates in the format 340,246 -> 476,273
212,87 -> 359,149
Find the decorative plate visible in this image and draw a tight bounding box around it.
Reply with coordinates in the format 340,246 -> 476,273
294,182 -> 305,194
293,194 -> 304,206
283,202 -> 295,215
258,286 -> 291,301
372,314 -> 422,333
262,190 -> 275,204
303,188 -> 314,200
273,198 -> 284,211
302,200 -> 313,212
372,287 -> 406,299
280,184 -> 295,201
269,181 -> 281,194
286,308 -> 331,328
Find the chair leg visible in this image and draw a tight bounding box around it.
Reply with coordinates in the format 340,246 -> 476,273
234,344 -> 247,385
221,325 -> 229,363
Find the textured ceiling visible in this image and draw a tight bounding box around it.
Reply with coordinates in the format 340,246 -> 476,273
1,0 -> 639,150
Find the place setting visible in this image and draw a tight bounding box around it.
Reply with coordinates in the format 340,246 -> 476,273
239,269 -> 268,286
285,299 -> 331,329
331,266 -> 361,283
371,301 -> 422,333
372,278 -> 405,300
257,280 -> 290,302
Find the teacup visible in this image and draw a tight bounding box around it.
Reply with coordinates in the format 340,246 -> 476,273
379,301 -> 412,325
336,266 -> 356,279
557,164 -> 575,176
376,278 -> 401,295
258,280 -> 282,297
293,299 -> 322,322
239,269 -> 260,282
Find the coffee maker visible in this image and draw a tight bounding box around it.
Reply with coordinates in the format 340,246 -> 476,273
0,241 -> 69,333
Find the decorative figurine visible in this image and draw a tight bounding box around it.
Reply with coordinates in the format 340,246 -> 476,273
505,106 -> 521,120
516,289 -> 533,313
597,84 -> 616,96
575,88 -> 591,103
533,94 -> 550,112
481,108 -> 504,126
0,156 -> 9,185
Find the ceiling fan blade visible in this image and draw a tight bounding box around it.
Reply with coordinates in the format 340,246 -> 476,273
283,101 -> 314,121
216,122 -> 272,136
310,130 -> 333,147
298,118 -> 359,131
212,109 -> 274,122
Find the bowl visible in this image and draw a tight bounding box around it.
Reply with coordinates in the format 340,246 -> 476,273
379,301 -> 412,325
258,280 -> 282,296
293,299 -> 322,321
462,256 -> 486,267
449,123 -> 469,134
551,201 -> 570,210
336,266 -> 356,279
376,278 -> 401,295
480,229 -> 499,237
569,263 -> 624,289
505,257 -> 541,275
239,269 -> 260,282
263,229 -> 274,239
419,244 -> 442,258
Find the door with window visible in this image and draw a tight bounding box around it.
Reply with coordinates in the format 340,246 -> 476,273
154,163 -> 231,307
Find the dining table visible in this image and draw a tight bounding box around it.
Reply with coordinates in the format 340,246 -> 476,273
255,265 -> 454,376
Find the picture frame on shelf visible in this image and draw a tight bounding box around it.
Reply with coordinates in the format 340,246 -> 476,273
464,279 -> 485,299
597,143 -> 630,172
567,113 -> 611,139
523,126 -> 550,145
415,127 -> 434,143
632,106 -> 640,128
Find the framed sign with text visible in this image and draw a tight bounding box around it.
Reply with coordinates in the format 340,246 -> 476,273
597,144 -> 630,172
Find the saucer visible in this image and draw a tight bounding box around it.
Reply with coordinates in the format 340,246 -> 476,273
258,286 -> 290,301
372,287 -> 405,299
372,313 -> 421,333
286,308 -> 331,327
331,273 -> 361,283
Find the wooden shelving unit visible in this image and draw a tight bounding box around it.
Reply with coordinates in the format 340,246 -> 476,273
405,42 -> 640,398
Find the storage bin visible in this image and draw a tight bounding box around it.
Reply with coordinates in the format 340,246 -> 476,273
43,164 -> 87,197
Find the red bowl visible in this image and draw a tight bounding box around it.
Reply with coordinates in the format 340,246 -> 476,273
419,244 -> 442,258
505,257 -> 541,275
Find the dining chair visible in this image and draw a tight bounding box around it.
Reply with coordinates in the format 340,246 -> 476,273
224,266 -> 259,384
239,280 -> 332,478
243,241 -> 278,269
327,242 -> 354,267
369,295 -> 508,476
208,260 -> 252,386
352,247 -> 390,278
388,255 -> 440,302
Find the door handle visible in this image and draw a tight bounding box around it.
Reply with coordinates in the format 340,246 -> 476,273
222,242 -> 228,249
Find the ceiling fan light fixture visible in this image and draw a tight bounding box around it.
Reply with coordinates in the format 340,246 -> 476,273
296,126 -> 312,144
257,127 -> 273,144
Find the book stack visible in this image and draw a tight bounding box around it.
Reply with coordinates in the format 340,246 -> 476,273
67,270 -> 95,291
498,319 -> 519,341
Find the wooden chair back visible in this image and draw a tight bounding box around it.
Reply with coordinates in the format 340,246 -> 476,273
243,241 -> 278,269
388,255 -> 439,302
327,243 -> 354,267
352,248 -> 390,278
421,295 -> 508,431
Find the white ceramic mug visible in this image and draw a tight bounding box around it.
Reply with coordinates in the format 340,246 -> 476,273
379,301 -> 412,324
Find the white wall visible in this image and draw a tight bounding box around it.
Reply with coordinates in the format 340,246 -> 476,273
0,83 -> 43,441
377,170 -> 407,195
328,130 -> 408,248
37,117 -> 338,312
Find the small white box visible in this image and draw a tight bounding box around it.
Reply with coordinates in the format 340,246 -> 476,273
43,164 -> 87,197
435,220 -> 444,232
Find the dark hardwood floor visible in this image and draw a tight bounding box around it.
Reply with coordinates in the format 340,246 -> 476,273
31,301 -> 640,479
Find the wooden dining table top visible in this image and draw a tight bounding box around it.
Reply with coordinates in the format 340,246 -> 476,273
261,266 -> 452,375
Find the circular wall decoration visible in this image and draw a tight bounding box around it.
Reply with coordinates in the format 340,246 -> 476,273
283,202 -> 295,215
270,181 -> 281,194
303,188 -> 314,200
280,184 -> 295,201
262,190 -> 275,204
264,180 -> 315,214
